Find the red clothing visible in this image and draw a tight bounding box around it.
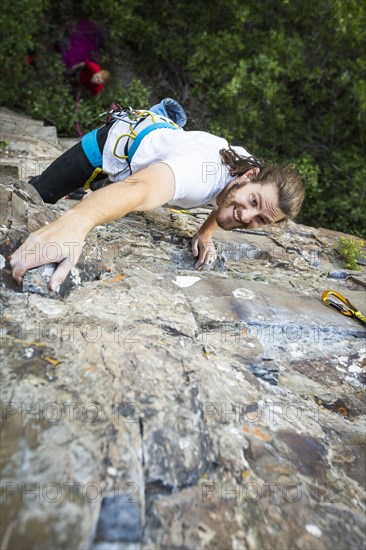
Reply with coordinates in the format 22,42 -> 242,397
79,60 -> 104,96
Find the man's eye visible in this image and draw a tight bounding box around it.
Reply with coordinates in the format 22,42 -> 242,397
251,196 -> 257,207
258,217 -> 265,225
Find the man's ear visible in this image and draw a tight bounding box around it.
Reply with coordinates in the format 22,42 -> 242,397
241,167 -> 260,182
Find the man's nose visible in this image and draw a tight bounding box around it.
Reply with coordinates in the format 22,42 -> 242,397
240,207 -> 256,224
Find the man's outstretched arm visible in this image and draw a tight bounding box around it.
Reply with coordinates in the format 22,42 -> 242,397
11,163 -> 175,290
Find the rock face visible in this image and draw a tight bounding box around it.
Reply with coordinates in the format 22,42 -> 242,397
0,107 -> 78,181
1,110 -> 365,550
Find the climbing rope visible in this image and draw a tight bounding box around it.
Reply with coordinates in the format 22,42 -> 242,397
75,91 -> 83,138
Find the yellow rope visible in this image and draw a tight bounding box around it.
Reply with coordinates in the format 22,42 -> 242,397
112,111 -> 179,160
84,167 -> 103,190
355,311 -> 366,324
113,130 -> 136,159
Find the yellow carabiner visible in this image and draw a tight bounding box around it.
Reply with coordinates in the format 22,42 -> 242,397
322,290 -> 366,324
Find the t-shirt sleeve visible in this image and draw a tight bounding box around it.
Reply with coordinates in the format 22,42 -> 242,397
159,155 -> 192,203
159,151 -> 225,208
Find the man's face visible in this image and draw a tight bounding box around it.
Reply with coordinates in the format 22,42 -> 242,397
216,179 -> 284,230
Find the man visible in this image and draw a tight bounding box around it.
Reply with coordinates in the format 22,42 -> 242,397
10,107 -> 304,290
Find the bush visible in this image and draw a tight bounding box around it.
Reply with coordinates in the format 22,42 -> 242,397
334,237 -> 365,271
0,0 -> 50,105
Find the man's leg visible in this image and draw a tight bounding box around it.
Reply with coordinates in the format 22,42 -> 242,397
29,124 -> 110,204
29,142 -> 93,203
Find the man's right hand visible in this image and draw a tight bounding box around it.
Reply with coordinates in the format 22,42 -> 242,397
10,212 -> 87,291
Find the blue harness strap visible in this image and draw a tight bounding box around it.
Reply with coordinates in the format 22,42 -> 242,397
81,128 -> 103,168
82,119 -> 179,169
128,122 -> 178,163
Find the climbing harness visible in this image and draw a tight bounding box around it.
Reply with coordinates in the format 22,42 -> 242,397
105,105 -> 180,165
105,98 -> 187,127
322,290 -> 366,325
81,100 -> 186,189
80,127 -> 104,189
82,105 -> 179,169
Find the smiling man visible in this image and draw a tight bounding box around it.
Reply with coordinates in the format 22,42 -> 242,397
191,151 -> 304,268
10,107 -> 304,289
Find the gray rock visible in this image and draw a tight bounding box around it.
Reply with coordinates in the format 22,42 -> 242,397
95,497 -> 142,543
1,109 -> 366,550
328,270 -> 349,279
21,260 -> 110,297
22,263 -> 60,296
249,364 -> 280,385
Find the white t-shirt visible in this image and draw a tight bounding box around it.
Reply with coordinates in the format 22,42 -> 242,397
102,118 -> 251,209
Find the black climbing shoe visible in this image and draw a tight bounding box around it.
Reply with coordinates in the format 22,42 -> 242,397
90,179 -> 107,192
66,188 -> 87,200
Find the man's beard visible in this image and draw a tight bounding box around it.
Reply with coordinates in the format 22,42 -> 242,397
216,180 -> 247,230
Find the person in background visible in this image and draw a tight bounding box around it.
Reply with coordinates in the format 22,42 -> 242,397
59,20 -> 109,96
70,60 -> 110,96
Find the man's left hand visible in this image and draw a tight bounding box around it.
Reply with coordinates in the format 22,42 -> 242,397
191,231 -> 217,270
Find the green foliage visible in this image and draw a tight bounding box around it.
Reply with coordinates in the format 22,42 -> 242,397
185,0 -> 366,236
1,0 -> 365,235
0,0 -> 50,105
114,79 -> 151,110
334,237 -> 365,271
24,55 -> 78,134
0,141 -> 9,153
